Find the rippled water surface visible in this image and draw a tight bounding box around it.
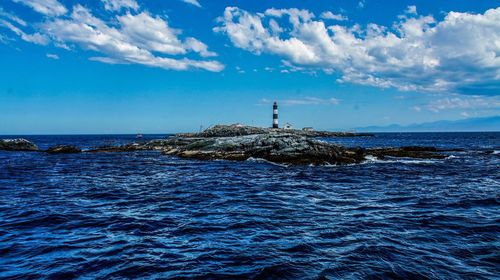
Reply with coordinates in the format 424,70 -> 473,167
0,133 -> 499,279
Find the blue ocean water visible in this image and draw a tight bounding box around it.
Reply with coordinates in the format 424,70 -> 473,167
0,133 -> 499,279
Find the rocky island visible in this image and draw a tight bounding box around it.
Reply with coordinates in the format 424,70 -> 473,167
0,125 -> 462,165
177,124 -> 374,138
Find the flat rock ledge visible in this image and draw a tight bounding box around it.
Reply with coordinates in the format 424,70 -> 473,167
0,139 -> 38,151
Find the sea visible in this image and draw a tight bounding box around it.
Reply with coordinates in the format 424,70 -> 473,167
0,132 -> 499,279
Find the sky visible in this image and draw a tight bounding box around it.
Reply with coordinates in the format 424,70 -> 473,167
0,0 -> 499,134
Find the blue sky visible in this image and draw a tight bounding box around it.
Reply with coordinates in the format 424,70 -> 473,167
0,0 -> 499,134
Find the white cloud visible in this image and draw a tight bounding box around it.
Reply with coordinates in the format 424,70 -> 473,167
268,19 -> 282,34
0,34 -> 7,43
215,6 -> 500,95
0,18 -> 48,45
235,66 -> 245,74
260,97 -> 340,106
424,96 -> 500,112
0,6 -> 50,45
117,12 -> 186,55
0,7 -> 26,26
320,11 -> 348,21
39,5 -> 222,71
405,5 -> 417,15
184,37 -> 217,57
5,0 -> 220,72
101,0 -> 138,11
181,0 -> 201,8
12,0 -> 67,16
46,53 -> 59,59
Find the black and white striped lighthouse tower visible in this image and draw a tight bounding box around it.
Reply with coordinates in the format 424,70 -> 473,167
272,101 -> 279,128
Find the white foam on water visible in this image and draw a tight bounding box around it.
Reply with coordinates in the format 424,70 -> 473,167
396,159 -> 439,164
363,155 -> 381,162
246,157 -> 289,167
363,155 -> 438,165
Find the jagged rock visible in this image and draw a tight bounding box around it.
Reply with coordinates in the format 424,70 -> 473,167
46,145 -> 81,154
177,124 -> 373,138
162,134 -> 365,165
0,138 -> 38,151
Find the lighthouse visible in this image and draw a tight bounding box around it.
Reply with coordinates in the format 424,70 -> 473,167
272,101 -> 279,128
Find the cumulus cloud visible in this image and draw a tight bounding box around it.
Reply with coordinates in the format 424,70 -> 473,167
260,97 -> 340,106
320,11 -> 348,21
116,12 -> 188,55
181,0 -> 201,8
215,6 -> 500,95
12,0 -> 67,16
101,0 -> 138,11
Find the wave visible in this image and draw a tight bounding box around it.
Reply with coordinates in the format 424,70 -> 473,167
363,155 -> 439,164
246,157 -> 289,167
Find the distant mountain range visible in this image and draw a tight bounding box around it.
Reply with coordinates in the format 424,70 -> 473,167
354,116 -> 500,132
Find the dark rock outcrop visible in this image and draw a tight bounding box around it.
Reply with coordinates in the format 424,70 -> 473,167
0,138 -> 38,151
86,139 -> 185,152
88,143 -> 147,153
399,146 -> 438,152
162,134 -> 366,165
46,145 -> 81,154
